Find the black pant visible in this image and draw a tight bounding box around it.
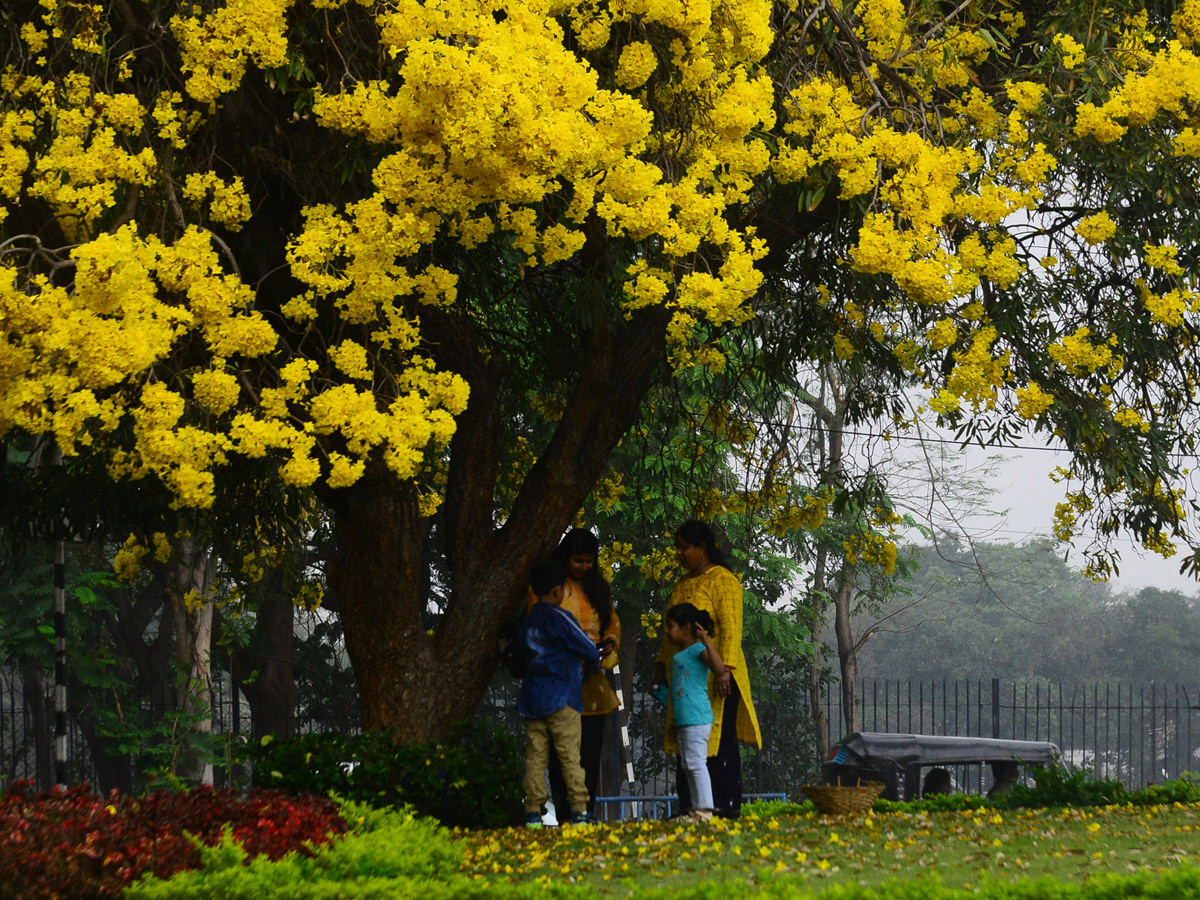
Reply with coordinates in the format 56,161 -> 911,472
549,712 -> 606,818
676,680 -> 743,819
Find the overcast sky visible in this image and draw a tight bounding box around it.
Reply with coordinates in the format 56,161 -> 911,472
955,441 -> 1200,597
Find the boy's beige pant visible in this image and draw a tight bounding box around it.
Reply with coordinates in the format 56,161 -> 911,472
523,706 -> 589,816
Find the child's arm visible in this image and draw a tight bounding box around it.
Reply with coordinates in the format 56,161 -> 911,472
694,624 -> 725,675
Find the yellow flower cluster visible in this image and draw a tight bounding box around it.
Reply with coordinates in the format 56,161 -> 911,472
854,0 -> 906,59
1143,288 -> 1193,327
1047,327 -> 1120,377
4,73 -> 157,237
765,488 -> 833,537
182,173 -> 253,231
778,67 -> 1056,332
302,0 -> 775,372
590,469 -> 627,512
640,610 -> 663,640
1075,39 -> 1200,152
1053,34 -> 1086,69
113,531 -> 172,582
1112,407 -> 1149,433
1144,242 -> 1184,276
616,42 -> 658,90
171,0 -> 293,103
294,581 -> 325,611
114,534 -> 149,583
942,326 -> 1009,414
1175,0 -> 1200,47
842,533 -> 899,576
597,542 -> 635,580
2,226 -> 261,460
925,318 -> 958,351
1015,382 -> 1055,420
1076,211 -> 1117,245
639,547 -> 678,583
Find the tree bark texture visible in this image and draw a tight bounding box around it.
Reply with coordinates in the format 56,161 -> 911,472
832,573 -> 860,736
231,579 -> 299,741
170,534 -> 216,785
328,306 -> 671,741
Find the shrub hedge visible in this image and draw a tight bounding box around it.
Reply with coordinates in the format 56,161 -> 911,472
751,767 -> 1200,817
249,724 -> 524,828
0,781 -> 345,900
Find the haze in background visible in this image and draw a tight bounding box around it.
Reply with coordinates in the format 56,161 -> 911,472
963,442 -> 1200,596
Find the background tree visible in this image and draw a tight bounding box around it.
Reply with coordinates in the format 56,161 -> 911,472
860,538 -> 1117,683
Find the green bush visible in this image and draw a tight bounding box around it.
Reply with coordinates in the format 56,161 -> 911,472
126,801 -> 588,900
874,792 -> 997,814
752,770 -> 1200,818
1006,761 -> 1129,809
1128,771 -> 1200,806
249,724 -> 524,828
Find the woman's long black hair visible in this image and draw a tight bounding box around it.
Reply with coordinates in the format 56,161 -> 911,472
675,519 -> 727,567
552,528 -> 614,632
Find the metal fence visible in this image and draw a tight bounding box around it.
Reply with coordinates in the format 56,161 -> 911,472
5,675 -> 1199,795
825,679 -> 1200,792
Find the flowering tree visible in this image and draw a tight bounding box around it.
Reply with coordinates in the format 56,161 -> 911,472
5,0 -> 1200,739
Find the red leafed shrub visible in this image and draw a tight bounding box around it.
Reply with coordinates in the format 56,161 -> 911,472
0,781 -> 347,900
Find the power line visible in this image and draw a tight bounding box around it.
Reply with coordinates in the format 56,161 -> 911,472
739,413 -> 1199,463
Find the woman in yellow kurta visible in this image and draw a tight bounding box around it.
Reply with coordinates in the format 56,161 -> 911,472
654,520 -> 760,819
526,528 -> 621,818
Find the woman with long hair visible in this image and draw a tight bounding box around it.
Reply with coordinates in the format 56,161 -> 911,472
652,519 -> 761,819
527,527 -> 621,818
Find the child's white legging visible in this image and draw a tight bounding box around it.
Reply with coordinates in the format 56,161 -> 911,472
677,724 -> 714,810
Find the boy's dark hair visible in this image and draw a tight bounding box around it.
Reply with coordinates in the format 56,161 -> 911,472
529,559 -> 568,598
665,602 -> 716,635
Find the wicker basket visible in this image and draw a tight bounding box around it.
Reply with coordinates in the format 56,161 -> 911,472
801,780 -> 884,816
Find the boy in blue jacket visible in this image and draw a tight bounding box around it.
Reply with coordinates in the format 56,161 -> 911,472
519,559 -> 600,827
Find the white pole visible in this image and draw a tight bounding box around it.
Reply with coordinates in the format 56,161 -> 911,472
609,663 -> 635,784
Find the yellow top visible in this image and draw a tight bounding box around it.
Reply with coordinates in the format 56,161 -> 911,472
655,565 -> 762,754
527,581 -> 622,714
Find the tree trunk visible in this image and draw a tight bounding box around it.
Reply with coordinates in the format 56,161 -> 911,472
326,478 -> 506,740
326,304 -> 672,742
807,549 -> 829,761
170,535 -> 216,785
232,584 -> 298,741
832,571 -> 859,736
802,365 -> 860,739
70,704 -> 135,794
22,669 -> 52,790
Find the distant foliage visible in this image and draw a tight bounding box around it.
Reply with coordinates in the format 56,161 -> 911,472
0,782 -> 345,900
250,726 -> 524,828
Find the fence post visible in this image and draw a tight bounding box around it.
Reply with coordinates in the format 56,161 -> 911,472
1150,682 -> 1157,784
991,678 -> 1000,739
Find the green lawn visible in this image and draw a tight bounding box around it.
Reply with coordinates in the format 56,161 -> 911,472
457,801 -> 1200,896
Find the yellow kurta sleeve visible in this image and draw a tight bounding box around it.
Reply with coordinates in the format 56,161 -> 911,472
577,591 -> 621,715
600,609 -> 621,669
706,568 -> 742,673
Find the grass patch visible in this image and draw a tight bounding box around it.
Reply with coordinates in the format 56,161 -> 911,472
457,801 -> 1200,896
